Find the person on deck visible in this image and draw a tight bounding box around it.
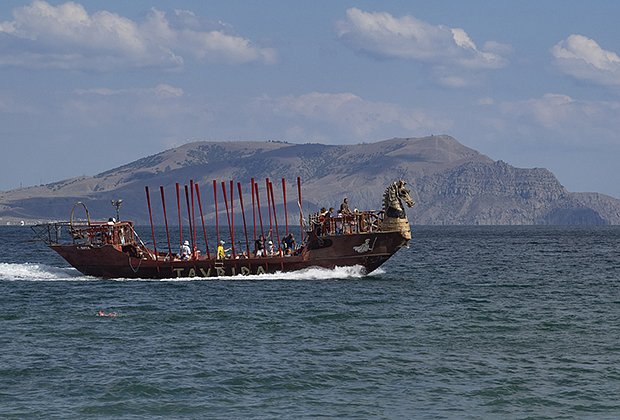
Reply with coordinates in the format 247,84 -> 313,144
217,240 -> 231,259
339,198 -> 352,216
255,229 -> 273,257
180,240 -> 191,260
255,234 -> 266,257
324,207 -> 334,234
340,198 -> 353,233
282,233 -> 296,255
335,210 -> 344,234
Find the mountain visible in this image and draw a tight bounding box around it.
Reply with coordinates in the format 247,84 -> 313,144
1,135 -> 619,225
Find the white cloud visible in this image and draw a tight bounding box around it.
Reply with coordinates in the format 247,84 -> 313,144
63,83 -> 202,131
499,93 -> 620,144
336,7 -> 508,80
552,34 -> 620,86
477,97 -> 495,106
257,92 -> 451,141
153,84 -> 184,98
75,84 -> 184,98
504,93 -> 575,129
0,1 -> 276,70
433,72 -> 470,88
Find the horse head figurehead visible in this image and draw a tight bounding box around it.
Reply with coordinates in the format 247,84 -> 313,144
383,180 -> 415,219
396,180 -> 415,208
381,180 -> 414,239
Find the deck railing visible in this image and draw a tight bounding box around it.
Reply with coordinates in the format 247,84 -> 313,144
308,210 -> 384,236
32,221 -> 137,247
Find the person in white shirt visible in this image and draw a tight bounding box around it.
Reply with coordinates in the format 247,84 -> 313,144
180,240 -> 191,260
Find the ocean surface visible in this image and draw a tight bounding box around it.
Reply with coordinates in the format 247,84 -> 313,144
0,225 -> 619,418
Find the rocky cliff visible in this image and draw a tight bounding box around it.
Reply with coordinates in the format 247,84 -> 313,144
1,135 -> 619,225
413,160 -> 619,224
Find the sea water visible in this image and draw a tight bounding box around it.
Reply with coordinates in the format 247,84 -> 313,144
0,225 -> 618,418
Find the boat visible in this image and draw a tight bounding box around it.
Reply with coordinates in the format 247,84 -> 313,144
32,179 -> 414,279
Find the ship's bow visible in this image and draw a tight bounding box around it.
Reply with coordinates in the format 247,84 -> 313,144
379,217 -> 412,241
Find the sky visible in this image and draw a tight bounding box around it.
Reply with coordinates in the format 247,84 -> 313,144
1,1 -> 620,198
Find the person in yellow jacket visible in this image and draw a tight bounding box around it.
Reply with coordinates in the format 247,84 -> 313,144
217,240 -> 231,259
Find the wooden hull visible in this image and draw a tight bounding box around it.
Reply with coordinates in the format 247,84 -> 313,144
50,231 -> 409,279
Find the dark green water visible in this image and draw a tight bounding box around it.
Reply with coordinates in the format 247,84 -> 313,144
1,226 -> 619,418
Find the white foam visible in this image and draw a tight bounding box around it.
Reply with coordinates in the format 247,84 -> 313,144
0,263 -> 386,282
0,262 -> 87,281
368,267 -> 386,277
232,264 -> 368,281
109,264 -> 375,282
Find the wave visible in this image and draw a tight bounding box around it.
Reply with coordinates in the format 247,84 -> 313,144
0,262 -> 384,282
115,265 -> 380,282
0,262 -> 89,282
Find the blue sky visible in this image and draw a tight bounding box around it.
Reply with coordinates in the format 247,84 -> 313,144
1,1 -> 620,197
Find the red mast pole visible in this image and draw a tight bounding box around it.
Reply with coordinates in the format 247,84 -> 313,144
251,178 -> 257,244
297,176 -> 304,243
268,181 -> 282,254
282,178 -> 288,236
184,184 -> 193,258
160,186 -> 172,258
195,183 -> 211,259
190,179 -> 196,253
176,182 -> 182,251
145,186 -> 158,261
255,182 -> 265,238
238,182 -> 250,257
221,181 -> 234,258
213,180 -> 219,245
229,180 -> 236,259
266,178 -> 273,234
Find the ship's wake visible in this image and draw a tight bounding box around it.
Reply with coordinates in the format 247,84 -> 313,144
159,265 -> 385,282
0,262 -> 89,281
0,262 -> 385,282
116,265 -> 384,282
